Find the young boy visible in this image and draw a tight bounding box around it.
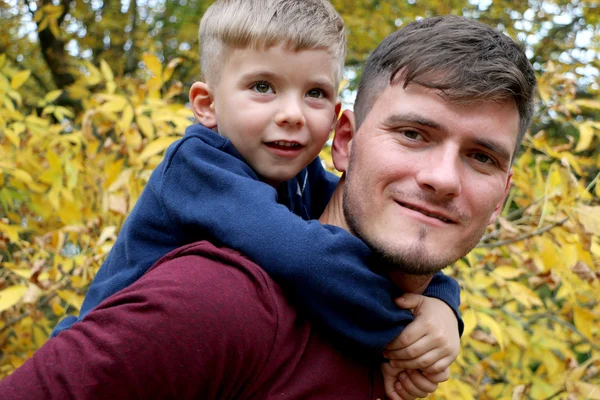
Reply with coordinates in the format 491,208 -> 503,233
53,0 -> 462,396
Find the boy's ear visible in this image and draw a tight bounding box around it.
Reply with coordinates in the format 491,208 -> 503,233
189,81 -> 217,128
331,109 -> 355,173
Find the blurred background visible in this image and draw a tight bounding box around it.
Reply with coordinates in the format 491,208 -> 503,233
0,0 -> 599,398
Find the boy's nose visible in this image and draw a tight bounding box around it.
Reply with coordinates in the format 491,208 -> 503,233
274,96 -> 306,128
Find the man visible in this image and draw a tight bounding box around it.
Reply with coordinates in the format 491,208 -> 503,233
0,15 -> 536,399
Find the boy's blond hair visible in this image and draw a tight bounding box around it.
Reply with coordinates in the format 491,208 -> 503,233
199,0 -> 346,87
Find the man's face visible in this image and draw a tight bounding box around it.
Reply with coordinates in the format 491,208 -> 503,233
340,82 -> 518,274
211,44 -> 339,186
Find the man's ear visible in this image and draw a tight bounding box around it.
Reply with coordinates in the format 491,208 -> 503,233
489,170 -> 513,224
189,81 -> 217,128
331,109 -> 356,173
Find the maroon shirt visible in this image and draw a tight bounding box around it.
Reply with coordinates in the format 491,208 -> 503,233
1,241 -> 385,399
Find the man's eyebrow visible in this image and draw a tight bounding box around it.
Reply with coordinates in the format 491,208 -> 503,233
383,113 -> 443,130
384,112 -> 513,163
473,138 -> 512,164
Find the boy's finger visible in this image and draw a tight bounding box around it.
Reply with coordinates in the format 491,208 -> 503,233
405,369 -> 439,393
384,322 -> 427,352
395,293 -> 424,310
384,334 -> 434,359
393,381 -> 417,400
423,367 -> 450,383
394,371 -> 431,399
420,356 -> 454,375
389,349 -> 441,370
381,363 -> 404,400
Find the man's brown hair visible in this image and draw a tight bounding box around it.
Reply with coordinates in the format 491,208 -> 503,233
354,15 -> 537,154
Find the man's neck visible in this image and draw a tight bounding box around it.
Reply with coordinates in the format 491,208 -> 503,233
318,175 -> 348,229
320,175 -> 433,295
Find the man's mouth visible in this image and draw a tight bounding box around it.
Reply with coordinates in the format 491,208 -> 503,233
397,201 -> 455,224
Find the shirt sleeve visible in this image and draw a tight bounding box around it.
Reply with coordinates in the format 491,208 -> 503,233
0,250 -> 277,399
157,131 -> 415,351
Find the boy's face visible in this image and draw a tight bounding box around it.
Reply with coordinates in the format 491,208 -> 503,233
208,44 -> 340,186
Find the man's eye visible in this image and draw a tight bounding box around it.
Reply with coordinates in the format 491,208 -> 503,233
402,130 -> 422,140
307,88 -> 325,98
252,82 -> 273,94
472,152 -> 493,164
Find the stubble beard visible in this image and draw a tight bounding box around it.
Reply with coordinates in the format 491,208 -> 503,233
343,176 -> 487,276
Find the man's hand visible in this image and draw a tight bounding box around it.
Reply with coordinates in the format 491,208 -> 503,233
381,363 -> 448,400
382,294 -> 460,374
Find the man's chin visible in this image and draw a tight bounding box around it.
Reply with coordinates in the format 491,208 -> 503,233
369,237 -> 470,275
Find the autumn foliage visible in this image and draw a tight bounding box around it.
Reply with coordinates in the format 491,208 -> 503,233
1,1 -> 600,398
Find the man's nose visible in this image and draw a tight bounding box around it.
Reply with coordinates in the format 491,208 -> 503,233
274,94 -> 306,128
415,146 -> 462,199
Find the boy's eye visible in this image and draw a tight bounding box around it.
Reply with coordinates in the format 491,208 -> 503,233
252,82 -> 274,94
307,88 -> 325,98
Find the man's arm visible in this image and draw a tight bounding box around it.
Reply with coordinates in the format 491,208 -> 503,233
1,243 -> 276,399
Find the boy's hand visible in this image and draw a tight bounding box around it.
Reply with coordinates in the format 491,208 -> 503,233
382,294 -> 459,374
381,363 -> 448,400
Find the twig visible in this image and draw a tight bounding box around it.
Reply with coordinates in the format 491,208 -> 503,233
0,292 -> 56,334
477,217 -> 569,249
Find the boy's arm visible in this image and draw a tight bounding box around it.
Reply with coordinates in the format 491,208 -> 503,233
161,127 -> 462,351
160,129 -> 414,350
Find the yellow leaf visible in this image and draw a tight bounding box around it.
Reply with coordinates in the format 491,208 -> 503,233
46,149 -> 62,172
57,290 -> 84,311
574,122 -> 596,152
505,325 -> 528,348
162,57 -> 183,82
142,53 -> 162,78
10,70 -> 31,90
462,308 -> 476,338
0,222 -> 22,243
9,168 -> 33,185
101,96 -> 128,113
139,136 -> 178,162
33,325 -> 48,348
476,311 -> 505,350
100,59 -> 114,82
576,205 -> 600,235
96,226 -> 117,248
108,194 -> 128,215
136,114 -> 155,139
119,105 -> 134,132
43,89 -> 63,103
507,281 -> 543,308
49,19 -> 60,39
575,99 -> 600,110
569,381 -> 600,399
494,266 -> 523,280
0,285 -> 27,312
573,306 -> 596,341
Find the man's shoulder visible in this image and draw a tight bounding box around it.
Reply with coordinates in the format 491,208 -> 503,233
145,241 -> 285,316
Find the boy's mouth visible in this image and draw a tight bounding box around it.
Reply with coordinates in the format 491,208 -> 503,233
265,141 -> 303,148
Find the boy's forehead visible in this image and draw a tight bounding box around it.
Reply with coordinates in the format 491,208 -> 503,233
220,43 -> 342,83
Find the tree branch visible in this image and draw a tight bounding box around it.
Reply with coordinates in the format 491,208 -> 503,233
477,216 -> 569,249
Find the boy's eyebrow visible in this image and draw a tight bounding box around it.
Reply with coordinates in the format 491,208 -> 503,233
308,77 -> 336,92
239,71 -> 335,92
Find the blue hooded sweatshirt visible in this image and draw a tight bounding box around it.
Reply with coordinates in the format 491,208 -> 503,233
52,124 -> 462,350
